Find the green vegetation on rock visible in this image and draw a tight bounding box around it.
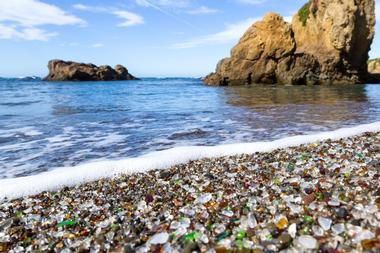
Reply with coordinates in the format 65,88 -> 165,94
298,1 -> 311,26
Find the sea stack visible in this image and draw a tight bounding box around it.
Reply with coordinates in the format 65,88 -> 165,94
204,0 -> 376,86
44,60 -> 138,81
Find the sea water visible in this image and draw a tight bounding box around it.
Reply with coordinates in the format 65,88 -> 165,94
1,78 -> 380,179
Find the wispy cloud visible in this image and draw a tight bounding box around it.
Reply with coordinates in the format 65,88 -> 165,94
172,17 -> 259,49
0,24 -> 57,41
72,4 -> 108,12
0,0 -> 84,41
134,0 -> 203,32
72,3 -> 91,11
92,43 -> 104,48
236,0 -> 267,4
73,3 -> 144,28
113,11 -> 144,27
135,0 -> 190,9
187,6 -> 219,15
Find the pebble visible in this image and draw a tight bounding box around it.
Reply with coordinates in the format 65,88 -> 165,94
0,132 -> 379,252
312,225 -> 324,236
332,223 -> 345,235
328,200 -> 340,207
247,213 -> 258,228
221,210 -> 234,217
295,235 -> 318,249
195,193 -> 212,205
288,223 -> 297,238
148,232 -> 169,245
336,207 -> 349,219
318,217 -> 332,231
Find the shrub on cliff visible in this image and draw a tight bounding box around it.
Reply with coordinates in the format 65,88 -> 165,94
298,1 -> 311,26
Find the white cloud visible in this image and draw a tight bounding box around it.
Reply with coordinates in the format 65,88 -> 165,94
135,0 -> 150,7
0,0 -> 84,26
283,16 -> 293,23
113,11 -> 144,27
187,6 -> 219,15
0,0 -> 84,41
236,0 -> 267,4
0,25 -> 19,40
72,4 -> 89,11
73,4 -> 144,28
0,24 -> 57,41
72,4 -> 108,12
136,0 -> 190,8
18,27 -> 58,41
92,43 -> 104,48
172,17 -> 259,49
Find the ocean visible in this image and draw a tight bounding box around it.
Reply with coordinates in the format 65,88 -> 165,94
1,77 -> 380,180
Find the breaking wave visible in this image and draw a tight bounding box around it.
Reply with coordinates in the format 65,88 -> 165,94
0,121 -> 379,201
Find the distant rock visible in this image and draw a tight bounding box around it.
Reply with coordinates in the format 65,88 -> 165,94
19,76 -> 41,81
368,59 -> 380,74
368,58 -> 380,83
204,0 -> 376,85
44,60 -> 138,81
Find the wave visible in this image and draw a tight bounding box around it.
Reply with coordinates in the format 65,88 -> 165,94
0,76 -> 41,81
1,121 -> 379,201
0,100 -> 41,106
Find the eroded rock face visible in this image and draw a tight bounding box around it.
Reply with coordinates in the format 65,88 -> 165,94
368,59 -> 380,74
204,0 -> 375,85
44,60 -> 138,81
368,59 -> 380,83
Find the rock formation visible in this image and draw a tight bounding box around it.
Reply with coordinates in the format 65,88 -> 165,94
44,60 -> 138,81
368,58 -> 380,83
204,0 -> 376,86
368,59 -> 380,74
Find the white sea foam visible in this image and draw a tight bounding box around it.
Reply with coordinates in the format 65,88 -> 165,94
93,133 -> 127,148
1,122 -> 379,201
0,126 -> 42,137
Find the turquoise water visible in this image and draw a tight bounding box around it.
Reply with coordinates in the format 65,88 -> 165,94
0,78 -> 379,178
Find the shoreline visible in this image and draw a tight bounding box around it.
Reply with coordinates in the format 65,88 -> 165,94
1,122 -> 380,202
0,130 -> 379,252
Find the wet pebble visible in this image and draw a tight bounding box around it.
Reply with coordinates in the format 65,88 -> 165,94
0,132 -> 379,252
148,232 -> 169,245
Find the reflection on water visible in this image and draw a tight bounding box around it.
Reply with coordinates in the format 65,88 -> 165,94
222,84 -> 376,126
225,84 -> 368,106
0,78 -> 379,178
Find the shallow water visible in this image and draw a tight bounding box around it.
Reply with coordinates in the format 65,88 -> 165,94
0,78 -> 379,179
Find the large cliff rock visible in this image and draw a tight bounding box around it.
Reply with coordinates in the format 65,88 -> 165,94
44,60 -> 138,81
204,0 -> 376,86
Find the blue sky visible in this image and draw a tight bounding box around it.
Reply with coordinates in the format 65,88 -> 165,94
0,0 -> 379,77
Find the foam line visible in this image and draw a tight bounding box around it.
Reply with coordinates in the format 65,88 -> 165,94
1,122 -> 380,201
